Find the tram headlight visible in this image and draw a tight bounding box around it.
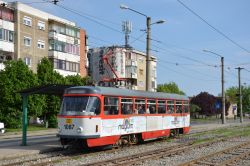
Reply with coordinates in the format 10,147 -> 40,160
76,127 -> 83,133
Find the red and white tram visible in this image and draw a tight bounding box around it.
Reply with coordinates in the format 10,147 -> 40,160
57,86 -> 190,148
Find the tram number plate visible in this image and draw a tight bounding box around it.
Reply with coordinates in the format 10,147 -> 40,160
65,119 -> 72,124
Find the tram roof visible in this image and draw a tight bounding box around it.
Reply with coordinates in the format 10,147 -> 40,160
64,86 -> 189,100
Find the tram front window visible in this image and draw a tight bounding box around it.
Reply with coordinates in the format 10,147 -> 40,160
60,96 -> 100,116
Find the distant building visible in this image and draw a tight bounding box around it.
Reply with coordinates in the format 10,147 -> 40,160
0,1 -> 88,77
88,46 -> 157,91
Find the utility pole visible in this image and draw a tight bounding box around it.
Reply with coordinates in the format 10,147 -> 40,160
146,17 -> 151,91
221,57 -> 225,124
203,50 -> 225,124
120,4 -> 165,91
235,67 -> 244,123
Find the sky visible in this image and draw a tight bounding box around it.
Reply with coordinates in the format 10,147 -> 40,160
6,0 -> 250,96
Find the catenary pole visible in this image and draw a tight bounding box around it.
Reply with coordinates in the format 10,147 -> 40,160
146,17 -> 151,91
236,67 -> 244,123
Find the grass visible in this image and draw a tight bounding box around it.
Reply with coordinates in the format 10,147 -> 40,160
6,125 -> 51,133
190,117 -> 221,122
188,125 -> 250,144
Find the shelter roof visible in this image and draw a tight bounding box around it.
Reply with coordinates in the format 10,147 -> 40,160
18,84 -> 74,96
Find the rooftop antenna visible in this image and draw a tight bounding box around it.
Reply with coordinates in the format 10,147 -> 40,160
122,21 -> 132,48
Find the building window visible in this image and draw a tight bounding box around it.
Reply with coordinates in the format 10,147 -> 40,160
138,57 -> 144,63
9,31 -> 13,42
37,40 -> 45,49
52,58 -> 80,72
0,29 -> 2,39
138,81 -> 144,87
37,21 -> 45,30
139,69 -> 143,75
49,39 -> 80,55
23,16 -> 32,26
0,28 -> 14,43
24,57 -> 32,67
24,36 -> 31,46
152,81 -> 155,89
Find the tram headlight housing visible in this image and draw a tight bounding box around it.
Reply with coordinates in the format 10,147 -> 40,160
76,127 -> 83,133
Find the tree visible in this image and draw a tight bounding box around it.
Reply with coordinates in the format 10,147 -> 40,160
157,82 -> 185,95
0,60 -> 38,128
36,58 -> 90,127
242,85 -> 250,114
226,85 -> 250,114
226,87 -> 238,103
65,75 -> 90,85
37,58 -> 65,128
189,104 -> 201,118
190,92 -> 216,116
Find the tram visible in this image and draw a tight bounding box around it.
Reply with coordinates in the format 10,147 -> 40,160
57,86 -> 190,148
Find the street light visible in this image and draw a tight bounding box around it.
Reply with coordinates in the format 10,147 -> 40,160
120,4 -> 165,91
203,49 -> 226,124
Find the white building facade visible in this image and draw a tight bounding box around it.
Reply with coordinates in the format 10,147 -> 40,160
88,46 -> 157,91
0,2 -> 14,70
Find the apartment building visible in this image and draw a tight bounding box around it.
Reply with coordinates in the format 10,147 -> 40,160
0,3 -> 14,70
0,1 -> 88,77
88,46 -> 157,91
13,2 -> 48,72
48,19 -> 87,76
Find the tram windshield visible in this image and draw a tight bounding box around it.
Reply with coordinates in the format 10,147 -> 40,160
60,96 -> 100,116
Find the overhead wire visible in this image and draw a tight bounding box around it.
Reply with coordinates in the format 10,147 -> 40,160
158,63 -> 219,82
9,0 -> 249,69
43,1 -> 231,83
158,60 -> 220,80
42,0 -> 220,68
17,0 -> 246,86
176,0 -> 250,54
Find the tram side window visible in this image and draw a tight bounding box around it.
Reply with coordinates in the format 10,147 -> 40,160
176,101 -> 182,113
147,99 -> 156,114
167,100 -> 175,114
134,99 -> 146,114
184,101 -> 189,113
104,97 -> 119,115
158,100 -> 166,114
121,98 -> 133,115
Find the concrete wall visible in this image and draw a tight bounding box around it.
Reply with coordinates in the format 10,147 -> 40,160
16,10 -> 48,72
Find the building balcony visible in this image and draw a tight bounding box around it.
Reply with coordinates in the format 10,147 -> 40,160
49,30 -> 79,45
48,50 -> 80,62
0,19 -> 14,30
126,59 -> 137,67
0,50 -> 14,63
0,41 -> 14,53
125,72 -> 137,79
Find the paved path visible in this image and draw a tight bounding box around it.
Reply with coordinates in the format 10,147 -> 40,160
0,129 -> 60,159
0,120 -> 250,160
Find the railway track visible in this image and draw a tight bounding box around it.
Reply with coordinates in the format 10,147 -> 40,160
1,125 -> 248,166
179,140 -> 250,166
82,137 -> 238,166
